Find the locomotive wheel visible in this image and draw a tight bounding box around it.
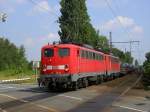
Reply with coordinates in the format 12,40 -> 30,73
48,83 -> 54,91
78,79 -> 83,88
83,78 -> 88,88
113,74 -> 116,79
100,76 -> 104,83
98,76 -> 103,84
72,81 -> 79,91
96,76 -> 101,85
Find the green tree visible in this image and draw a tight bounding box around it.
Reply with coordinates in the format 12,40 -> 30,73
96,35 -> 110,53
143,52 -> 150,89
123,52 -> 133,64
145,52 -> 150,62
143,52 -> 150,74
134,59 -> 139,67
17,45 -> 28,72
58,0 -> 98,46
0,37 -> 29,71
112,48 -> 125,61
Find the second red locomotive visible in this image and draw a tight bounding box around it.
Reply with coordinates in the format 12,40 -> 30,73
38,43 -> 120,90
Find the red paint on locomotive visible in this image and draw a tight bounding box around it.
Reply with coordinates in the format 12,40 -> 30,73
38,43 -> 121,89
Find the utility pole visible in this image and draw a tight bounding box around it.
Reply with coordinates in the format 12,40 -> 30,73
125,48 -> 127,53
109,32 -> 140,56
109,32 -> 112,53
111,41 -> 140,56
109,32 -> 141,64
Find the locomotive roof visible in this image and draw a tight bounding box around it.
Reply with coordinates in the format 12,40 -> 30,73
42,43 -> 119,59
42,43 -> 79,49
105,53 -> 119,59
42,43 -> 105,54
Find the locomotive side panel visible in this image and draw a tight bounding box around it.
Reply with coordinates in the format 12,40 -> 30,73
69,46 -> 80,74
78,48 -> 106,74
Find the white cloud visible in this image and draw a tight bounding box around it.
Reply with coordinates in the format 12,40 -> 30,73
130,25 -> 143,38
131,25 -> 143,34
117,16 -> 135,27
33,1 -> 52,13
102,16 -> 144,38
28,1 -> 59,16
103,16 -> 135,31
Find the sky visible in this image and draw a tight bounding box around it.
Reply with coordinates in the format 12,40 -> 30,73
0,0 -> 150,64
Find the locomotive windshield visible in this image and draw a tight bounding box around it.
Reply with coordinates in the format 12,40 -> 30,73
44,48 -> 54,57
59,48 -> 70,57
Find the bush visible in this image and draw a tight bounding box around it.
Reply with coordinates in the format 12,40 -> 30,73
143,52 -> 150,90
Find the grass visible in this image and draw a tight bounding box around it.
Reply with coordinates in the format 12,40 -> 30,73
0,69 -> 38,84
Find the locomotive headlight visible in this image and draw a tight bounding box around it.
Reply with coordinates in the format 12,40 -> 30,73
64,65 -> 69,72
42,64 -> 46,69
42,64 -> 47,72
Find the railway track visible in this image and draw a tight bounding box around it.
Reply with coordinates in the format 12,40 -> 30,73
66,74 -> 142,112
0,74 -> 142,112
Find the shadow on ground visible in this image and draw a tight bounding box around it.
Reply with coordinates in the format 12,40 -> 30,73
0,86 -> 68,110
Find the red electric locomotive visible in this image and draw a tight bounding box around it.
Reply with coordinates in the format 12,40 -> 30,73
38,43 -> 120,90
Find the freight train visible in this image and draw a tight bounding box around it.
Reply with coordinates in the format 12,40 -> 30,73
38,43 -> 120,90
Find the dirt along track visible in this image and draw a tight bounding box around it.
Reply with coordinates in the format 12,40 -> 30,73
0,74 -> 143,112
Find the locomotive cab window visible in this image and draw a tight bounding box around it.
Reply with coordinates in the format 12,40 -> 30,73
59,48 -> 70,57
44,48 -> 54,57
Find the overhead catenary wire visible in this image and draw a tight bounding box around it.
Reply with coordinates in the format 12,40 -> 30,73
105,0 -> 141,63
104,0 -> 133,39
28,0 -> 90,24
29,0 -> 59,17
113,0 -> 121,14
28,0 -> 91,40
29,0 -> 135,41
29,0 -> 134,37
